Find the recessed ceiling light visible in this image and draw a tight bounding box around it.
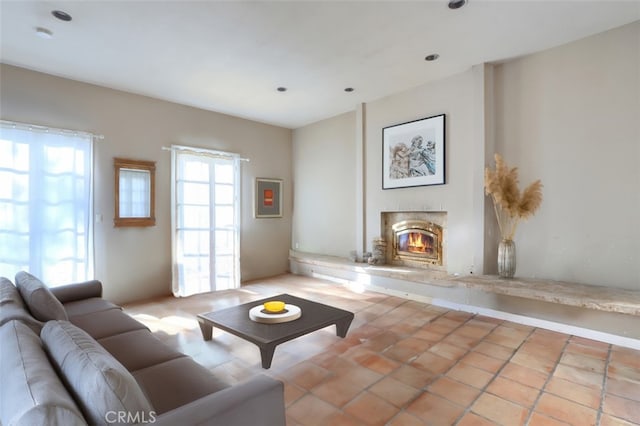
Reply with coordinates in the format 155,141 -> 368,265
52,10 -> 72,21
35,27 -> 53,39
448,0 -> 466,9
344,87 -> 354,92
425,54 -> 440,61
277,87 -> 287,92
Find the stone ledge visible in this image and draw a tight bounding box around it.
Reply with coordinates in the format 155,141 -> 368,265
451,275 -> 640,316
290,251 -> 640,316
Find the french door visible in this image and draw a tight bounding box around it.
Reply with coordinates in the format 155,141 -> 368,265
0,121 -> 93,284
171,146 -> 240,296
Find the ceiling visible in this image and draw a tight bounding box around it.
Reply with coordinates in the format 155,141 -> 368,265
1,1 -> 638,129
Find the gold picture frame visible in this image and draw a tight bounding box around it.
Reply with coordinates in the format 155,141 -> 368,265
114,157 -> 156,227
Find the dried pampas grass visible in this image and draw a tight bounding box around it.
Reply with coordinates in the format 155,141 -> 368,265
485,154 -> 543,240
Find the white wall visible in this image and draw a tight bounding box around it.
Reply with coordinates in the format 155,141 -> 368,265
292,112 -> 356,257
0,64 -> 292,304
292,21 -> 639,292
493,21 -> 640,290
292,71 -> 484,275
365,69 -> 484,276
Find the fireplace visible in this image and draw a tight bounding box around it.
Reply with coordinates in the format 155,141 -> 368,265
392,220 -> 443,265
382,212 -> 447,270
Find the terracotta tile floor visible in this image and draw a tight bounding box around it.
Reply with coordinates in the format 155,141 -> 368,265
124,274 -> 640,426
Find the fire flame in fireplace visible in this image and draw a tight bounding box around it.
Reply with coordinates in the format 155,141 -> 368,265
408,233 -> 428,253
391,219 -> 442,265
398,231 -> 434,255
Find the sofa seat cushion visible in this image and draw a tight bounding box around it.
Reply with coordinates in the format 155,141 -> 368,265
42,320 -> 154,425
132,357 -> 229,414
0,320 -> 86,426
15,271 -> 68,322
64,297 -> 121,318
69,308 -> 148,340
97,329 -> 185,371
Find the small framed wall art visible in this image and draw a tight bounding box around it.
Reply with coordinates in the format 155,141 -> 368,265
255,178 -> 283,218
382,113 -> 445,189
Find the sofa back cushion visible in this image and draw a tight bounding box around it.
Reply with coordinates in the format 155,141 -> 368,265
1,277 -> 24,306
0,301 -> 44,335
42,320 -> 154,425
50,279 -> 103,304
0,277 -> 43,334
0,320 -> 86,426
15,271 -> 68,322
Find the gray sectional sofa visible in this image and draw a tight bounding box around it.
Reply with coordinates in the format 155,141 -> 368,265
0,272 -> 285,425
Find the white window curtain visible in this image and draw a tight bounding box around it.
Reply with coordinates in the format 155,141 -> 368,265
171,145 -> 240,297
0,122 -> 93,285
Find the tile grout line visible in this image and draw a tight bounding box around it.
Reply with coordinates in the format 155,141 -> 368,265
382,307 -> 477,425
289,297 -> 450,423
452,321 -> 538,426
380,305 -> 463,424
337,299 -> 457,423
595,344 -> 613,425
277,293 -> 401,422
371,311 -> 505,425
522,335 -> 572,425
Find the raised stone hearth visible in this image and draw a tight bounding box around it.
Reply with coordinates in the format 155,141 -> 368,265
289,251 -> 640,347
289,251 -> 640,317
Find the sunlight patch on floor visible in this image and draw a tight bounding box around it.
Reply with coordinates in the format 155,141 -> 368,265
311,271 -> 369,294
131,313 -> 198,334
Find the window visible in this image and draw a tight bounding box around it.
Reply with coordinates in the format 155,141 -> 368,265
0,122 -> 93,285
171,146 -> 240,296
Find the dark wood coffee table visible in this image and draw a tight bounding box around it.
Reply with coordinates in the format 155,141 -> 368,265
197,293 -> 354,368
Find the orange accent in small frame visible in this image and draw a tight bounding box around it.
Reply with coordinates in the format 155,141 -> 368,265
264,189 -> 274,206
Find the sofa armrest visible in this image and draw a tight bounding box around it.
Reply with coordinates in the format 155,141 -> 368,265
151,375 -> 285,426
50,280 -> 103,304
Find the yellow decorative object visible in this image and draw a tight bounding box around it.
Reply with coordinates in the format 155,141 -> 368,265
263,301 -> 285,313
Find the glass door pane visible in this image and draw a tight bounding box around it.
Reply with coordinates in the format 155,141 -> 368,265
172,148 -> 240,296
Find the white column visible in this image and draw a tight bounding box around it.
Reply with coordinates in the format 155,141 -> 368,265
355,103 -> 367,255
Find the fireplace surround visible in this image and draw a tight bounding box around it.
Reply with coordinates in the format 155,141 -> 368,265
382,211 -> 447,271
